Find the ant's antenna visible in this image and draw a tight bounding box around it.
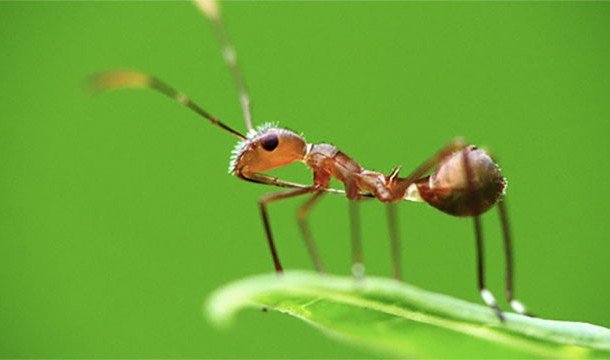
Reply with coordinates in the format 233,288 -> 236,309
88,70 -> 246,140
195,0 -> 254,132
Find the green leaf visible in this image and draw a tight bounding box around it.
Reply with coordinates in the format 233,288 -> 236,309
206,271 -> 610,359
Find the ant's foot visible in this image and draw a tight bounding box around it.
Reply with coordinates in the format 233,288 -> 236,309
314,266 -> 327,275
351,262 -> 365,280
492,306 -> 505,322
481,289 -> 505,322
510,299 -> 534,317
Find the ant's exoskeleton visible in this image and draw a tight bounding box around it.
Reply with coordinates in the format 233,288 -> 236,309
89,0 -> 530,320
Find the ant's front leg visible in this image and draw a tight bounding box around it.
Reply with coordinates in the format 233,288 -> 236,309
258,187 -> 316,274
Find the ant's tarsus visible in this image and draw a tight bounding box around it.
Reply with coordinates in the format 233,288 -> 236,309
351,262 -> 366,281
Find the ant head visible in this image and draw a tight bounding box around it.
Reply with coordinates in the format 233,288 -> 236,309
229,123 -> 307,175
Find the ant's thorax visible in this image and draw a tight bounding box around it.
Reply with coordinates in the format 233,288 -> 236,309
304,143 -> 418,203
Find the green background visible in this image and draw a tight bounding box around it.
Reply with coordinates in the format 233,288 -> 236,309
1,1 -> 609,358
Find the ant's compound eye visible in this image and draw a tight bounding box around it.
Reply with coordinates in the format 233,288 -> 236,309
260,133 -> 279,151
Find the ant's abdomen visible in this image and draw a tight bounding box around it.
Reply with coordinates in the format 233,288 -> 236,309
416,147 -> 506,217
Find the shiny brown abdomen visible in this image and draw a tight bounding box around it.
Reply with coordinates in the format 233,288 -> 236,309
416,148 -> 506,217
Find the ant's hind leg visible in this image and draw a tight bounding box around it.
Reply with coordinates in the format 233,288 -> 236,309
473,216 -> 505,321
386,203 -> 402,281
497,199 -> 532,316
349,200 -> 365,280
259,187 -> 315,274
463,149 -> 505,321
296,192 -> 326,273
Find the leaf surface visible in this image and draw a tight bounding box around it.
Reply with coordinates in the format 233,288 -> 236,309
207,271 -> 610,358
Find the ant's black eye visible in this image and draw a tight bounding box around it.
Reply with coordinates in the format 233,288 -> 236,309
260,133 -> 279,151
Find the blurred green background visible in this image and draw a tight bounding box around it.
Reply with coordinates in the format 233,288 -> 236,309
1,1 -> 609,358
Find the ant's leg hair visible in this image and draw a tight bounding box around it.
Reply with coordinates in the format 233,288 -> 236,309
349,200 -> 365,279
259,187 -> 315,273
386,203 -> 402,281
463,149 -> 505,321
296,191 -> 326,273
497,199 -> 531,316
195,0 -> 254,131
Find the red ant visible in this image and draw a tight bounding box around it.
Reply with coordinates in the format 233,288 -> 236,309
88,0 -> 530,320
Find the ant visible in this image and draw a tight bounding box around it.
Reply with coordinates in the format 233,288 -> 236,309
88,0 -> 530,320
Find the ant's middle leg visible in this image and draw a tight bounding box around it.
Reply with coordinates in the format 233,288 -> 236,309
296,191 -> 326,273
349,200 -> 365,280
259,187 -> 315,274
386,202 -> 402,281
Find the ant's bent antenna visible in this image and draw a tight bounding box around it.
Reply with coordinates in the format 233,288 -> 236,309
195,0 -> 254,132
88,70 -> 246,140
